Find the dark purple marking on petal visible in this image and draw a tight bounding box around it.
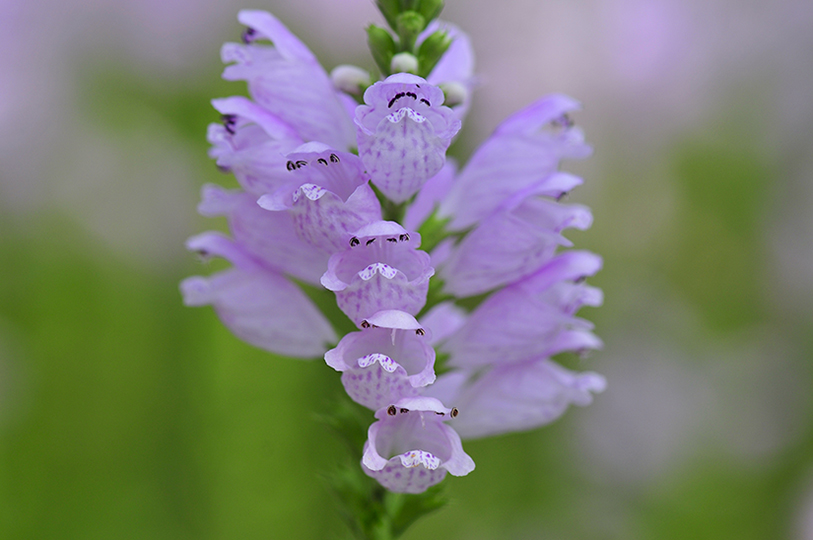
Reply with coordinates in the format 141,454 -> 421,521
221,114 -> 237,135
241,27 -> 257,44
551,113 -> 574,129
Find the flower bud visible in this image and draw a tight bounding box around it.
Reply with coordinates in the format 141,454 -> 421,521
331,65 -> 371,95
390,52 -> 419,74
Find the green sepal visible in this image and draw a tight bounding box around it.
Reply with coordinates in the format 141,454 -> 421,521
395,11 -> 426,52
376,0 -> 401,30
417,29 -> 452,78
367,24 -> 398,76
415,0 -> 445,24
415,205 -> 452,254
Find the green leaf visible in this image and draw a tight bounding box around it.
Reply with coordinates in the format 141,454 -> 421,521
376,0 -> 401,30
415,0 -> 445,24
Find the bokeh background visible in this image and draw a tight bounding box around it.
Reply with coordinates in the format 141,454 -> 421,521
2,0 -> 812,538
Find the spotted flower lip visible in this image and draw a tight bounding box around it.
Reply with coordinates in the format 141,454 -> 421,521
221,10 -> 356,150
320,220 -> 434,325
324,310 -> 436,410
180,232 -> 336,359
355,73 -> 461,203
257,142 -> 382,254
362,396 -> 475,494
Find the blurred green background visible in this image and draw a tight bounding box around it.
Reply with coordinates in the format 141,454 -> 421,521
1,0 -> 812,538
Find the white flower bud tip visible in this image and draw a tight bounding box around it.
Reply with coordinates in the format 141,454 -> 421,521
331,64 -> 370,94
390,52 -> 419,74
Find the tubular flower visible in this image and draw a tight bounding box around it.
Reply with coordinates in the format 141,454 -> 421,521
257,142 -> 382,254
324,310 -> 436,410
362,397 -> 475,494
184,8 -> 605,496
321,221 -> 434,325
222,10 -> 356,150
355,73 -> 461,203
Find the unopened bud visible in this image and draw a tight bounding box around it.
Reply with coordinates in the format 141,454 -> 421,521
440,81 -> 468,108
331,65 -> 371,95
390,52 -> 419,74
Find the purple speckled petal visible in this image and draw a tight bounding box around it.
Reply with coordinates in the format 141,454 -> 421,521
180,234 -> 335,358
220,10 -> 355,149
425,359 -> 606,440
197,185 -> 328,285
324,322 -> 436,410
334,265 -> 433,326
256,144 -> 381,253
439,95 -> 592,230
281,184 -> 380,253
439,196 -> 594,297
441,251 -> 603,368
362,397 -> 474,493
356,74 -> 461,203
321,222 -> 434,324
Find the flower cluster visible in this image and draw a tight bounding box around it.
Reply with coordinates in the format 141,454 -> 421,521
182,8 -> 605,494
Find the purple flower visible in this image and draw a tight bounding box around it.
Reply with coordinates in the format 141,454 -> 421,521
440,251 -> 604,368
185,8 -> 605,497
424,358 -> 606,440
207,96 -> 303,196
435,192 -> 594,297
257,142 -> 382,254
320,221 -> 434,325
324,309 -> 436,410
436,94 -> 592,231
362,396 -> 475,494
196,184 -> 329,284
355,73 -> 461,203
180,231 -> 335,358
221,10 -> 355,150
